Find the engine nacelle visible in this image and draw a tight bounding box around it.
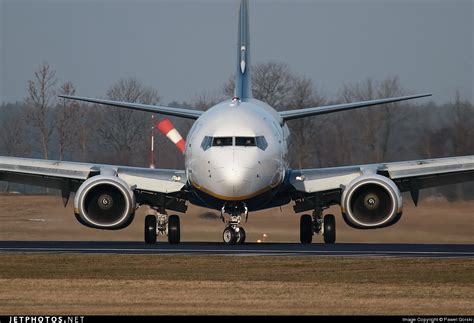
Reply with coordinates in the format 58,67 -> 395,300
74,175 -> 136,230
341,174 -> 403,229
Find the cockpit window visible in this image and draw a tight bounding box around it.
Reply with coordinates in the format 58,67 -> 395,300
201,136 -> 213,151
256,136 -> 268,150
235,137 -> 256,147
201,136 -> 268,150
212,137 -> 233,146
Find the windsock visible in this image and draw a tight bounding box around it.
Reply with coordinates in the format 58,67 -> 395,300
157,119 -> 186,153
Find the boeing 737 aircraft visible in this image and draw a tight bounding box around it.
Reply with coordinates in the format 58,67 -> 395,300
1,0 -> 473,245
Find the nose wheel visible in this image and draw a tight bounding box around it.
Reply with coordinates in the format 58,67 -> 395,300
221,203 -> 248,245
222,226 -> 246,245
223,227 -> 237,244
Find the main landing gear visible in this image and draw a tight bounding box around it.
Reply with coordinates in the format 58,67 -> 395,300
144,208 -> 180,244
300,208 -> 336,244
221,203 -> 248,245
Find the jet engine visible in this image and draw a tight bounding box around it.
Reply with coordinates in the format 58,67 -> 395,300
341,174 -> 402,229
74,175 -> 136,230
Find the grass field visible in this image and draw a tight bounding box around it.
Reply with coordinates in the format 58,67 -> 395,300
0,254 -> 472,315
0,195 -> 472,315
0,195 -> 473,244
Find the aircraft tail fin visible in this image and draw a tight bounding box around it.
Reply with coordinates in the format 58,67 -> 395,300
234,0 -> 252,99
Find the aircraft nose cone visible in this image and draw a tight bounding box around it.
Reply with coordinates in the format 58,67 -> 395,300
213,165 -> 254,199
225,166 -> 246,185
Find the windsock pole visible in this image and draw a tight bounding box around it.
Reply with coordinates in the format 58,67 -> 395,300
150,114 -> 156,169
157,119 -> 186,154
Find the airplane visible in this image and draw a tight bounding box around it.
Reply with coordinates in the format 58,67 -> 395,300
1,0 -> 473,245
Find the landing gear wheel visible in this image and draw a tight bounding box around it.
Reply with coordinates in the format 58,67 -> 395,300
223,227 -> 238,245
168,215 -> 180,244
144,215 -> 157,244
236,227 -> 246,245
300,214 -> 313,244
323,214 -> 336,244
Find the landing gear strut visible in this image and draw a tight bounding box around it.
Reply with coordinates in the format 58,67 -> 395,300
299,208 -> 336,244
221,203 -> 247,245
144,207 -> 181,244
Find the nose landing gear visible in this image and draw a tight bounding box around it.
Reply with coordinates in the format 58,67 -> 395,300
221,203 -> 248,245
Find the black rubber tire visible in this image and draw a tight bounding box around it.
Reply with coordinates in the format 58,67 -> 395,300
300,214 -> 313,244
236,227 -> 246,245
223,227 -> 238,245
144,215 -> 157,244
168,215 -> 180,244
323,214 -> 336,244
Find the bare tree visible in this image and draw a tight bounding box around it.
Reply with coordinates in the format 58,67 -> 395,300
189,91 -> 222,111
451,91 -> 474,156
222,77 -> 235,98
419,126 -> 450,158
286,76 -> 326,168
56,82 -> 77,160
449,91 -> 474,200
338,76 -> 405,163
26,62 -> 57,160
223,62 -> 294,109
376,76 -> 405,160
97,77 -> 160,165
0,104 -> 31,192
252,62 -> 294,109
0,110 -> 30,157
75,103 -> 97,162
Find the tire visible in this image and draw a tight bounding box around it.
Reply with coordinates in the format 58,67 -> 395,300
236,227 -> 246,245
300,214 -> 313,244
324,214 -> 336,244
168,215 -> 180,244
223,227 -> 237,245
144,215 -> 157,244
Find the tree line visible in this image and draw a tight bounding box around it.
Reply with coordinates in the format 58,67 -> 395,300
1,62 -> 473,200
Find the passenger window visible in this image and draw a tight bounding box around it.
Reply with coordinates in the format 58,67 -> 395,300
212,137 -> 233,146
235,137 -> 256,147
201,136 -> 213,151
256,136 -> 268,150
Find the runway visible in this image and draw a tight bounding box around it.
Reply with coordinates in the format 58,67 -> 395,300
0,241 -> 472,258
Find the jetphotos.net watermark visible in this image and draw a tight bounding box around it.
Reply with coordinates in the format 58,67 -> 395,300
7,317 -> 85,323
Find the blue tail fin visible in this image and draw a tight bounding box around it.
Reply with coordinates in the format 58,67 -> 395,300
234,0 -> 252,99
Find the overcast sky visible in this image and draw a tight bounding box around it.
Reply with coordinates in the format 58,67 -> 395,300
1,0 -> 472,106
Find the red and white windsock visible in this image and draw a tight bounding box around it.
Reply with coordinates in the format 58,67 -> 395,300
156,119 -> 186,154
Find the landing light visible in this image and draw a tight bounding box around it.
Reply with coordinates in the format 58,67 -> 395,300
256,233 -> 268,243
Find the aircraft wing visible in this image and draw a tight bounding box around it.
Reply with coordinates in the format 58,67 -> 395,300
0,156 -> 186,195
289,156 -> 474,202
279,94 -> 431,121
58,95 -> 203,120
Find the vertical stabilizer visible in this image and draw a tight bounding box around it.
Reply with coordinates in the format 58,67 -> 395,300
234,0 -> 252,99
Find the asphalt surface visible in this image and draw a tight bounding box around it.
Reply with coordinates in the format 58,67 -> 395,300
0,241 -> 472,258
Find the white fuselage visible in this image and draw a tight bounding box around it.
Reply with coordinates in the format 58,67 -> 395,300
185,98 -> 289,207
